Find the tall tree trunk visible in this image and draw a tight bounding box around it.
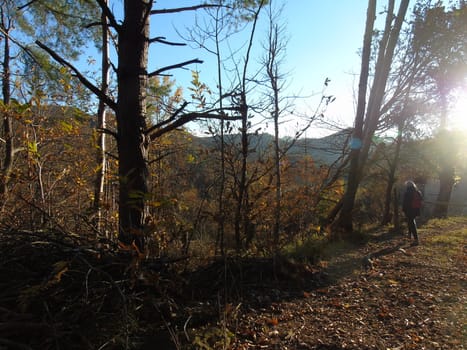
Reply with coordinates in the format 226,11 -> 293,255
266,21 -> 282,253
93,1 -> 110,232
334,0 -> 409,236
381,121 -> 403,225
0,23 -> 13,205
233,3 -> 262,252
116,0 -> 151,250
234,93 -> 248,252
215,4 -> 226,256
332,0 -> 376,235
273,89 -> 281,252
433,129 -> 454,218
434,166 -> 454,218
433,85 -> 454,218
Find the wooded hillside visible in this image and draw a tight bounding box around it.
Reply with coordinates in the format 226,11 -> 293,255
0,1 -> 466,348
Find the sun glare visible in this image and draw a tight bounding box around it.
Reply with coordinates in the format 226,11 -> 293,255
451,90 -> 467,131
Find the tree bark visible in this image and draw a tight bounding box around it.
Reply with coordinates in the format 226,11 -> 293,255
0,23 -> 14,205
93,1 -> 110,232
434,166 -> 454,218
332,0 -> 376,236
265,18 -> 282,253
334,0 -> 409,237
381,122 -> 403,225
233,3 -> 263,253
116,0 -> 152,250
433,130 -> 455,218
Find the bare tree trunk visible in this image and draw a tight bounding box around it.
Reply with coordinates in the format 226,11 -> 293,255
381,122 -> 403,225
392,186 -> 400,231
434,166 -> 454,218
433,129 -> 454,218
334,0 -> 409,237
0,21 -> 14,204
433,92 -> 454,218
93,1 -> 110,232
116,0 -> 151,251
215,4 -> 226,256
273,94 -> 281,251
233,3 -> 263,253
234,92 -> 248,252
264,10 -> 283,253
332,0 -> 376,235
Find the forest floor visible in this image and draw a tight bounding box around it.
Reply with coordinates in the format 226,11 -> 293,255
0,217 -> 465,349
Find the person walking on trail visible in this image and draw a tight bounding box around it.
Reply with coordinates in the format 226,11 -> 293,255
402,181 -> 423,246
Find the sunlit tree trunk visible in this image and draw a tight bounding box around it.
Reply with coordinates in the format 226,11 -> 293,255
93,0 -> 110,232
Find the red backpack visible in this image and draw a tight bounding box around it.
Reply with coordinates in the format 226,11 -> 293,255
412,190 -> 423,209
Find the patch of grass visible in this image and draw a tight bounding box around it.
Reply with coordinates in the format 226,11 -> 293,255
423,216 -> 467,230
418,216 -> 467,262
428,231 -> 465,245
282,232 -> 368,264
282,235 -> 328,263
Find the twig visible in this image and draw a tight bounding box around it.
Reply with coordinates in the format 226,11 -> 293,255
183,315 -> 192,341
149,36 -> 186,46
152,301 -> 181,349
16,194 -> 71,238
78,256 -> 127,308
17,0 -> 39,11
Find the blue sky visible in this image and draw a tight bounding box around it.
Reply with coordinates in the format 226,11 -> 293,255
280,1 -> 371,134
75,1 -> 466,136
142,1 -> 376,137
97,1 -> 464,137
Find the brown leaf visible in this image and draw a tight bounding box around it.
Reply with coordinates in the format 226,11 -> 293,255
266,317 -> 279,326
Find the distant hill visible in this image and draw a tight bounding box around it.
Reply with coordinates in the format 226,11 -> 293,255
191,129 -> 351,165
285,129 -> 351,165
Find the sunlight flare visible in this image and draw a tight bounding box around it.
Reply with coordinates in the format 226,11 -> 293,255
450,89 -> 467,131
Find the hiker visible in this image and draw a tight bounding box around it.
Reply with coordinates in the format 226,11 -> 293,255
402,181 -> 423,245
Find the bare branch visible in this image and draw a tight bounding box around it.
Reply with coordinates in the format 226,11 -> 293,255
145,101 -> 189,135
35,40 -> 117,111
148,59 -> 203,77
145,101 -> 241,140
151,4 -> 219,15
97,127 -> 118,140
148,111 -> 240,141
0,27 -> 38,64
17,0 -> 40,11
149,36 -> 186,46
85,21 -> 104,29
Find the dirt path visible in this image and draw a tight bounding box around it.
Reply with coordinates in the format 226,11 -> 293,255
219,219 -> 466,349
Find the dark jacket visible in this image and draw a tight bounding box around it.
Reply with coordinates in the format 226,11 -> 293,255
403,185 -> 422,218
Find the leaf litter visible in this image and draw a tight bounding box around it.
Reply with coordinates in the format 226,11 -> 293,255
0,218 -> 465,349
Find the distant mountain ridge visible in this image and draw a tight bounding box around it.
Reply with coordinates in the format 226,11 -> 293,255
191,129 -> 351,165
